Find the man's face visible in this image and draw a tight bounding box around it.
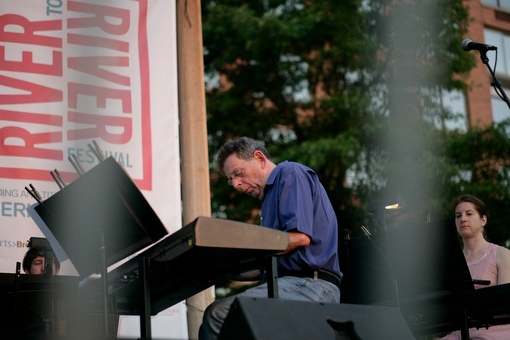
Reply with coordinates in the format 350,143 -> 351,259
28,256 -> 46,275
223,152 -> 266,200
28,256 -> 59,275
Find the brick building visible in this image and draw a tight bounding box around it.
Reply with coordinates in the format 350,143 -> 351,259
465,0 -> 510,127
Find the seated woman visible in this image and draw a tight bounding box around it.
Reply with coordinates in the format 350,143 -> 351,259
440,194 -> 510,339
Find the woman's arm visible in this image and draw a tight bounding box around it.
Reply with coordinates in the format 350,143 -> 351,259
496,246 -> 510,285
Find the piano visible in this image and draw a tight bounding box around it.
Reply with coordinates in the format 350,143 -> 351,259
79,216 -> 290,315
462,282 -> 510,328
397,282 -> 510,337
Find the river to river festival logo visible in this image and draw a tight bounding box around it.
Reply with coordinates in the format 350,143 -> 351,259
0,0 -> 153,190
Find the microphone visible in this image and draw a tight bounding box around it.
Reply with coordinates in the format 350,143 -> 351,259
462,39 -> 497,52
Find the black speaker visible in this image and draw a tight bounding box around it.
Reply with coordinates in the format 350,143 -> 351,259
219,297 -> 415,340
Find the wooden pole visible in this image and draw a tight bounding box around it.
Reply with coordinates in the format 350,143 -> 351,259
176,0 -> 214,339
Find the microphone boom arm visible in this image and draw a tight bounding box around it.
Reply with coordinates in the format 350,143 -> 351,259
479,50 -> 510,110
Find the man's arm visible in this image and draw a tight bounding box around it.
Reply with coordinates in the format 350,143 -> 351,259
230,231 -> 310,280
279,231 -> 310,254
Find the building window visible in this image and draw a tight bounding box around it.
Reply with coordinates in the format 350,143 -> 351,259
491,87 -> 510,123
482,29 -> 510,125
422,88 -> 467,132
441,89 -> 468,131
484,28 -> 510,76
482,0 -> 510,11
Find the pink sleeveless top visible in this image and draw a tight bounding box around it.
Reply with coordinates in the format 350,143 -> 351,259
468,242 -> 499,289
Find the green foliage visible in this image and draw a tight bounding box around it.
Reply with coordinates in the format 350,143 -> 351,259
203,0 -> 375,227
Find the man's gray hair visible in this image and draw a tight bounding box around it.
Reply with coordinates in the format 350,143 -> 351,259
216,137 -> 272,175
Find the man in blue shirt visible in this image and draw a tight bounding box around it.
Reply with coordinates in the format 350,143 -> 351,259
199,137 -> 342,339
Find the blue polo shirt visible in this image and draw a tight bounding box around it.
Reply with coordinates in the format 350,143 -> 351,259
260,161 -> 342,278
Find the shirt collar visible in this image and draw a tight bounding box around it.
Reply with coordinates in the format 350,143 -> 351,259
265,160 -> 287,187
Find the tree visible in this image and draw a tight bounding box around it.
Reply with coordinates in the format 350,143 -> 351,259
203,0 -> 376,230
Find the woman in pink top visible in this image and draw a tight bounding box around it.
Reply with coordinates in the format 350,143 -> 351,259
440,194 -> 510,339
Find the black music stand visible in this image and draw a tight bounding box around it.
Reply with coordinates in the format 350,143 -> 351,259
410,218 -> 475,340
395,218 -> 474,297
347,218 -> 475,338
32,156 -> 168,337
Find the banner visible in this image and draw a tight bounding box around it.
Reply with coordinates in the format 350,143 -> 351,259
0,1 -> 185,337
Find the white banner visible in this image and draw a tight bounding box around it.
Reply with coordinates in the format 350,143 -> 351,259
0,0 -> 185,337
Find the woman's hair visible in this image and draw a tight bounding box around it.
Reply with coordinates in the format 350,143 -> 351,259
452,194 -> 488,219
22,247 -> 61,274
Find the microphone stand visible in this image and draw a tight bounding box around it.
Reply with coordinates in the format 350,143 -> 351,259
479,50 -> 510,109
44,250 -> 55,336
99,227 -> 110,338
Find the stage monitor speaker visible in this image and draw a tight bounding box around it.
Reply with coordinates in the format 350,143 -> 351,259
219,297 -> 415,340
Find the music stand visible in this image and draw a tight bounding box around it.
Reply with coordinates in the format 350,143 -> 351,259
33,156 -> 168,277
31,156 -> 168,336
385,218 -> 475,339
416,218 -> 474,295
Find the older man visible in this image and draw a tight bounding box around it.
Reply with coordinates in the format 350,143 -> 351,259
199,136 -> 341,339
